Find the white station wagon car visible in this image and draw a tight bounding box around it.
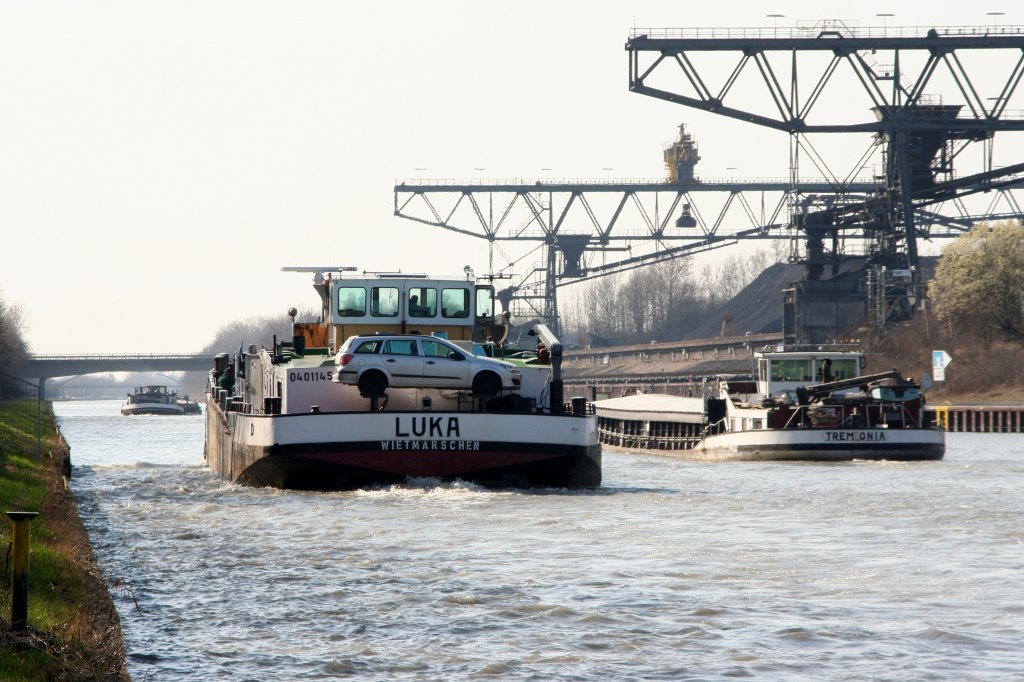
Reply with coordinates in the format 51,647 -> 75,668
334,334 -> 522,396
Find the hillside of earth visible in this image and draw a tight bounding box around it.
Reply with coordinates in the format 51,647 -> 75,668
570,256 -> 1023,404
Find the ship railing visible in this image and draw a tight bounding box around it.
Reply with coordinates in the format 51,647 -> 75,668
888,402 -> 923,429
702,417 -> 728,438
597,426 -> 701,450
781,406 -> 805,430
776,401 -> 924,429
629,24 -> 1024,41
563,399 -> 596,416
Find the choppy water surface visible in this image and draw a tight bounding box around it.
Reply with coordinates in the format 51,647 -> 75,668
57,400 -> 1023,680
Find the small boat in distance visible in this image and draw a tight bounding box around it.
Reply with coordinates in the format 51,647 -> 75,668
121,385 -> 186,416
178,395 -> 202,415
596,345 -> 944,461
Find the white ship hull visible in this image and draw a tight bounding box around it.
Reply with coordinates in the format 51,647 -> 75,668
206,398 -> 601,490
595,389 -> 945,462
694,426 -> 945,462
121,402 -> 185,416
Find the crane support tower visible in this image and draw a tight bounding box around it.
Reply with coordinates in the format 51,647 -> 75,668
664,124 -> 700,183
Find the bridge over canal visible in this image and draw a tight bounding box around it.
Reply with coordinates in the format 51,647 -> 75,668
20,354 -> 212,399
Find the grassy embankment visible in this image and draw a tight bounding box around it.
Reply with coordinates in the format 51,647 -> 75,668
869,315 -> 1024,404
0,400 -> 127,681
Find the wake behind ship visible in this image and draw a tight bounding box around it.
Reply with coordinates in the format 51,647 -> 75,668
204,266 -> 601,490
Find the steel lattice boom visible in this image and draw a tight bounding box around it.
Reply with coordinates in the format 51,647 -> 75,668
394,20 -> 1024,340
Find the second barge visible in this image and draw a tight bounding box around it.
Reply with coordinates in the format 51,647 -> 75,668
596,346 -> 945,462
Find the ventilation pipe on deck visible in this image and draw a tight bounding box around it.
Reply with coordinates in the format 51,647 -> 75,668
534,323 -> 565,414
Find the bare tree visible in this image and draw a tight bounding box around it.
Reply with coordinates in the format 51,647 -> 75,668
0,291 -> 29,379
560,247 -> 776,344
619,269 -> 654,337
201,314 -> 294,355
646,258 -> 699,339
182,309 -> 316,395
580,273 -> 623,339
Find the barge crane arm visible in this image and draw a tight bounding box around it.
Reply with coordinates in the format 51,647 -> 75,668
795,369 -> 903,405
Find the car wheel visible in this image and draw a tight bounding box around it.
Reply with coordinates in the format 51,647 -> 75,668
358,370 -> 388,396
472,371 -> 501,395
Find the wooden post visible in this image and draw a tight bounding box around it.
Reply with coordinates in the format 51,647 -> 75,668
7,511 -> 39,631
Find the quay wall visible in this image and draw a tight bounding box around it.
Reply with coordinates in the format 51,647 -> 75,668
928,405 -> 1024,433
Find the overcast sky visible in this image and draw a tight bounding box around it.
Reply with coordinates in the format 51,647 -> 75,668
2,1 -> 1020,354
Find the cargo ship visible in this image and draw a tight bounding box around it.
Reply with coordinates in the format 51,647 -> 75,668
122,386 -> 201,415
596,345 -> 944,461
122,385 -> 185,416
204,267 -> 601,490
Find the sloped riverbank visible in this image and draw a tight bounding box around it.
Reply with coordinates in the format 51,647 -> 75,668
0,400 -> 128,681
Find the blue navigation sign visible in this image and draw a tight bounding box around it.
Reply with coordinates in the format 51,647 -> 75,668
933,350 -> 952,381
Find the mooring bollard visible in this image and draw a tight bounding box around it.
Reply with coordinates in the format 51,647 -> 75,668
6,511 -> 39,631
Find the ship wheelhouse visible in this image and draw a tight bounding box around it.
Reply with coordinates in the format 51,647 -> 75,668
281,267 -> 506,355
755,347 -> 864,399
331,277 -> 498,346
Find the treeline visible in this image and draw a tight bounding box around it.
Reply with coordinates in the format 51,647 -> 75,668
929,220 -> 1024,345
561,248 -> 778,344
0,291 -> 29,390
851,220 -> 1024,400
200,314 -> 295,357
181,308 -> 315,395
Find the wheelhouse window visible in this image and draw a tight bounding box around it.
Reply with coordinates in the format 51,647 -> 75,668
338,287 -> 366,317
823,358 -> 858,381
370,287 -> 399,317
441,288 -> 470,318
769,359 -> 812,382
475,286 -> 494,320
408,288 -> 437,317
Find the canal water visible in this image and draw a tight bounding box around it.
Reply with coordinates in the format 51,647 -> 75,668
57,400 -> 1022,681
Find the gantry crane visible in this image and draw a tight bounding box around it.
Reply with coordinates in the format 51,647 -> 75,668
395,20 -> 1024,341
